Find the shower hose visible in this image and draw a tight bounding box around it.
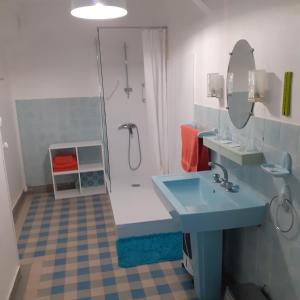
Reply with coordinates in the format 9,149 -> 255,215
128,126 -> 142,171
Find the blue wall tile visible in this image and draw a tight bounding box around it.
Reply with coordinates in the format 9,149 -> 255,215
280,123 -> 299,156
194,104 -> 300,300
16,98 -> 102,187
264,119 -> 281,147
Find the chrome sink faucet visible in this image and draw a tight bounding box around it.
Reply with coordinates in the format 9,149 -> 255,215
208,162 -> 235,192
208,162 -> 228,184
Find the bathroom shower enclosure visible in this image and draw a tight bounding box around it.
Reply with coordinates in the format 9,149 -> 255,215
96,26 -> 167,191
95,26 -> 174,239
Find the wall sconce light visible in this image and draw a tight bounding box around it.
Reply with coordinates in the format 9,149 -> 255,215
207,73 -> 223,99
248,70 -> 268,103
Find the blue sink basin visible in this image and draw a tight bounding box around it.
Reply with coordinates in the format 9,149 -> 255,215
153,171 -> 267,300
152,171 -> 266,233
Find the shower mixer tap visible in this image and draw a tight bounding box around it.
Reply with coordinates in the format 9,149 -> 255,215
118,123 -> 137,135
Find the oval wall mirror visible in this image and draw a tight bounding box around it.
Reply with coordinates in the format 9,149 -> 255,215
227,40 -> 255,129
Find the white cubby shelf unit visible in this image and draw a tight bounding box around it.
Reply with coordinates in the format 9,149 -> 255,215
49,141 -> 107,200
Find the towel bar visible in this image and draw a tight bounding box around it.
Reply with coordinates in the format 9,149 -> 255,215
181,124 -> 218,138
198,128 -> 218,138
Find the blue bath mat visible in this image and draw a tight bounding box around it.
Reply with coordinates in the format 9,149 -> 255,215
116,232 -> 183,268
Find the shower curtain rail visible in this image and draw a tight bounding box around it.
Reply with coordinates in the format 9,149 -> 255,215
97,26 -> 168,30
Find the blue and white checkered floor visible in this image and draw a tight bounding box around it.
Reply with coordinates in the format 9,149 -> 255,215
14,192 -> 197,300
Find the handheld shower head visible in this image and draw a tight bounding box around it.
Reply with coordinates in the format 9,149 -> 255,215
118,122 -> 142,171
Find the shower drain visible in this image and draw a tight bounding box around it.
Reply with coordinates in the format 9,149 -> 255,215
131,184 -> 141,188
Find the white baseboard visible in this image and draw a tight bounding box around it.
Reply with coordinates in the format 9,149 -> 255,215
12,186 -> 26,217
7,265 -> 21,300
12,189 -> 24,209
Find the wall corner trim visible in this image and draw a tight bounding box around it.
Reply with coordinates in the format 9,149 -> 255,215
8,265 -> 21,300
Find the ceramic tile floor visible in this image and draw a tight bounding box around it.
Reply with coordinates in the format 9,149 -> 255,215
13,192 -> 197,300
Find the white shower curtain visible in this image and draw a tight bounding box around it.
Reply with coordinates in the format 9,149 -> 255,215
142,29 -> 169,174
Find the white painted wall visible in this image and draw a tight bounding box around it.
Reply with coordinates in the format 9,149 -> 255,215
4,0 -> 167,183
0,0 -> 26,206
6,0 -> 169,100
0,48 -> 26,206
0,125 -> 20,300
5,0 -> 300,188
0,3 -> 23,297
164,0 -> 300,172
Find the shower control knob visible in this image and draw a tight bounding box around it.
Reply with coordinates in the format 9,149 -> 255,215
3,142 -> 8,149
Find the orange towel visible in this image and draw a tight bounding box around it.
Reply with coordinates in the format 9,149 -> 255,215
53,154 -> 78,172
54,155 -> 77,165
53,163 -> 78,172
181,125 -> 210,172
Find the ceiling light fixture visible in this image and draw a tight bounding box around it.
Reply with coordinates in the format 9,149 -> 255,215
71,0 -> 128,20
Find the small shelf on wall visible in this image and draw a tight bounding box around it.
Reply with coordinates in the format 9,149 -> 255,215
260,152 -> 291,178
203,136 -> 264,166
261,164 -> 290,177
49,141 -> 107,200
53,169 -> 78,176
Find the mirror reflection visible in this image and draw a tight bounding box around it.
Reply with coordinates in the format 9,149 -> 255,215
227,40 -> 255,129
